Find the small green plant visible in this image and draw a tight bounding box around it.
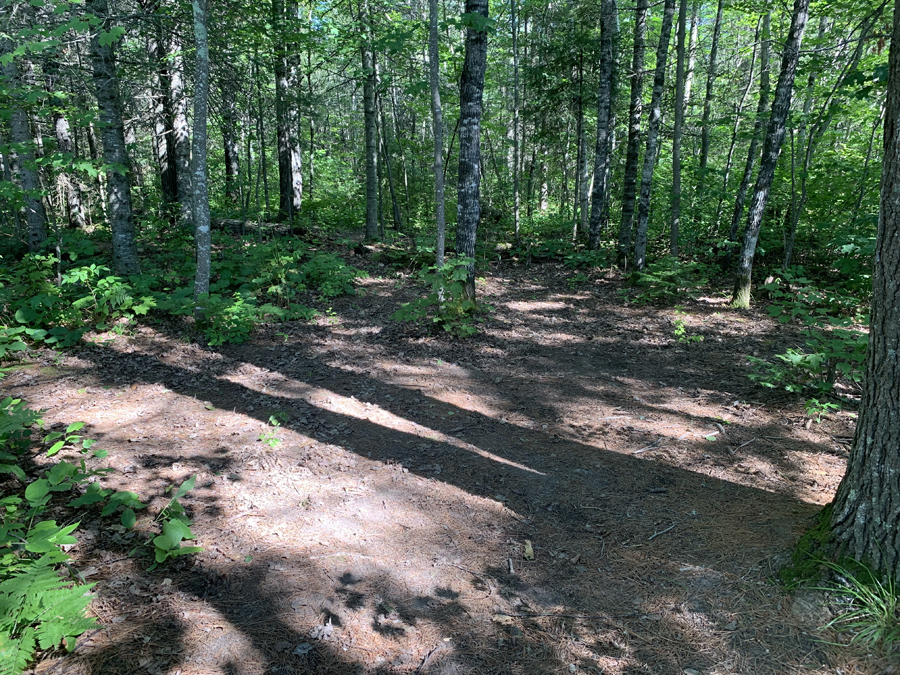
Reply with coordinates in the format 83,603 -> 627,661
258,413 -> 285,448
805,398 -> 841,423
672,306 -> 704,343
818,558 -> 900,655
567,273 -> 589,289
149,476 -> 202,568
392,258 -> 487,337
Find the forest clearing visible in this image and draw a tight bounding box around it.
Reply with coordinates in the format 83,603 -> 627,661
1,251 -> 881,675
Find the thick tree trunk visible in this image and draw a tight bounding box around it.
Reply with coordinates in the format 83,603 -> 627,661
670,0 -> 689,257
170,38 -> 192,229
1,42 -> 47,251
273,0 -> 302,223
696,0 -> 723,222
191,0 -> 211,314
89,0 -> 140,274
617,0 -> 648,268
732,0 -> 810,308
727,12 -> 770,247
455,0 -> 489,303
360,3 -> 379,240
587,0 -> 618,250
429,0 -> 446,265
830,0 -> 900,580
616,0 -> 650,269
633,0 -> 676,271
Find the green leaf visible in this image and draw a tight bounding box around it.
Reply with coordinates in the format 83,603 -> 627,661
15,306 -> 37,323
98,26 -> 126,47
174,475 -> 196,499
25,479 -> 51,502
121,507 -> 136,529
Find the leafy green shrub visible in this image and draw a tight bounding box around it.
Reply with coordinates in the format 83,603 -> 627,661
392,258 -> 486,337
628,257 -> 711,305
748,269 -> 868,394
0,398 -> 200,674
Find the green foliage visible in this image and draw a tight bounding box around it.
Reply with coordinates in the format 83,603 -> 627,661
748,269 -> 867,394
819,558 -> 900,655
149,476 -> 202,568
627,258 -> 712,305
673,307 -> 704,344
258,413 -> 285,448
392,258 -> 486,337
805,398 -> 841,423
781,504 -> 834,587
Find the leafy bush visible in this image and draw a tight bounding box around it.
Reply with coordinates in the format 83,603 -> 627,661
748,269 -> 868,394
392,258 -> 486,337
628,257 -> 712,305
0,398 -> 201,674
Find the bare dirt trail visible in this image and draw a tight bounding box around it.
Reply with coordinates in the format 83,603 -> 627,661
8,260 -> 877,675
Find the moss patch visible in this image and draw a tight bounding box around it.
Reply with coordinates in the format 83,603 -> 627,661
780,503 -> 834,586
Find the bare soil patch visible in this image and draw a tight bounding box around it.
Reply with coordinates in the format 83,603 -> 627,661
7,257 -> 881,675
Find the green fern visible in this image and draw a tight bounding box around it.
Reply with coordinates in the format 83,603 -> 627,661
0,551 -> 96,674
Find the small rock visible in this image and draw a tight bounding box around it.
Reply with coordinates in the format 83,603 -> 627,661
723,620 -> 738,631
292,643 -> 313,656
569,665 -> 577,673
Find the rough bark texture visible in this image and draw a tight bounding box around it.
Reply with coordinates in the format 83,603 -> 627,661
191,0 -> 211,314
670,0 -> 689,256
170,40 -> 193,228
89,0 -> 140,275
633,0 -> 675,271
428,0 -> 446,265
616,0 -> 647,268
273,0 -> 303,223
1,42 -> 47,250
361,3 -> 379,241
731,0 -> 809,308
455,0 -> 489,303
830,0 -> 900,579
587,0 -> 618,250
728,12 -> 770,246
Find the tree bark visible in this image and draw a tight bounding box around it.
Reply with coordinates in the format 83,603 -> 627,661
1,41 -> 47,250
511,0 -> 521,242
221,70 -> 241,206
428,0 -> 446,265
731,0 -> 810,308
587,0 -> 618,250
670,0 -> 689,256
89,0 -> 140,274
360,0 -> 379,240
191,0 -> 211,315
170,37 -> 192,229
617,0 -> 648,268
633,0 -> 676,271
455,0 -> 489,303
273,0 -> 302,223
830,0 -> 900,580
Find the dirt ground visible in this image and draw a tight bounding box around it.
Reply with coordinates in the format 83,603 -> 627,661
7,254 -> 888,675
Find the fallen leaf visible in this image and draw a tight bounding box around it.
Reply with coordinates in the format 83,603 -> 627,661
523,540 -> 534,560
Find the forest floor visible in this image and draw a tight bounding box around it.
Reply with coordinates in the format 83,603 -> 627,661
8,244 -> 890,675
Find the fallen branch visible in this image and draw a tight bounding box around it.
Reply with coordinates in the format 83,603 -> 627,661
648,524 -> 675,541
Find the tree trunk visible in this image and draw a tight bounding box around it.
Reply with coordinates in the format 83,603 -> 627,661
587,0 -> 618,250
221,70 -> 241,206
731,0 -> 810,308
429,0 -> 446,265
273,0 -> 302,223
170,37 -> 192,229
512,0 -> 521,242
617,0 -> 648,268
89,0 -> 140,274
683,0 -> 700,106
727,12 -> 770,247
670,0 -> 689,257
633,0 -> 676,271
697,0 -> 723,223
1,42 -> 47,251
830,0 -> 900,580
191,0 -> 211,315
360,1 -> 379,240
455,0 -> 489,303
377,74 -> 402,231
54,114 -> 86,229
149,27 -> 178,211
